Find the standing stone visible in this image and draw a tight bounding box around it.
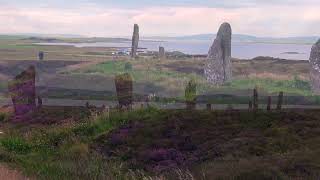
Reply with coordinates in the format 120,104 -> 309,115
38,51 -> 44,61
8,66 -> 36,118
309,40 -> 320,93
131,24 -> 139,58
204,23 -> 232,85
115,73 -> 133,109
159,46 -> 166,60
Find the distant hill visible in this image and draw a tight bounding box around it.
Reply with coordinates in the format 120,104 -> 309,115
0,33 -> 318,45
143,34 -> 319,45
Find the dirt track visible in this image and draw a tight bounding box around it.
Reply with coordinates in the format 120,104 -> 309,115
0,165 -> 28,180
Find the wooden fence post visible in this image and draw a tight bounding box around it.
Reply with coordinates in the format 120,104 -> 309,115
249,100 -> 253,110
253,88 -> 258,110
206,103 -> 212,111
277,92 -> 284,110
267,96 -> 272,111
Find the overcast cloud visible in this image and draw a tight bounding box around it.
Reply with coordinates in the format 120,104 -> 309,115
0,0 -> 319,37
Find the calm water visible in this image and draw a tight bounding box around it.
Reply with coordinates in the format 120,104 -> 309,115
37,40 -> 312,60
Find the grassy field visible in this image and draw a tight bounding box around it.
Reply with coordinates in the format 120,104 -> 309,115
0,36 -> 122,61
1,107 -> 320,179
74,58 -> 311,95
0,35 -> 314,100
1,36 -> 320,179
69,58 -> 315,106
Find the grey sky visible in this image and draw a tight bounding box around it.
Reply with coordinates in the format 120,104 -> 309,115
0,0 -> 319,37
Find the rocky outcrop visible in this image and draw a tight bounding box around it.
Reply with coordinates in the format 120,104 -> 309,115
204,23 -> 232,85
131,24 -> 139,58
8,66 -> 36,118
309,40 -> 320,93
159,46 -> 166,60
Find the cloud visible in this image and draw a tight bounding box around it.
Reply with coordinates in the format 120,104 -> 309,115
3,0 -> 319,9
0,3 -> 319,37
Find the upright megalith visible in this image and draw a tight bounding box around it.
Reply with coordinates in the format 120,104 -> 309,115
309,40 -> 320,93
8,66 -> 36,119
38,51 -> 44,61
204,23 -> 232,85
115,73 -> 133,109
131,24 -> 139,58
159,46 -> 166,60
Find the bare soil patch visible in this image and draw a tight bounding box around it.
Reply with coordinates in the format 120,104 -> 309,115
0,164 -> 29,180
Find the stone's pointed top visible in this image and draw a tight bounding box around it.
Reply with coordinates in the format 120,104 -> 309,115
15,65 -> 35,81
217,22 -> 232,38
8,65 -> 37,119
316,39 -> 320,45
219,22 -> 231,30
133,24 -> 139,32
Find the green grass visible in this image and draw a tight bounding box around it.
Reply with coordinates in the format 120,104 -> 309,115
1,108 -> 320,179
225,76 -> 312,96
82,61 -> 195,81
0,112 -> 9,122
75,61 -> 313,99
0,108 -> 162,180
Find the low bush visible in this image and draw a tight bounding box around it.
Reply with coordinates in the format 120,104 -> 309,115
0,137 -> 32,154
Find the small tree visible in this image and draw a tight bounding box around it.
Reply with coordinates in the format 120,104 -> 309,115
185,79 -> 197,110
124,62 -> 133,71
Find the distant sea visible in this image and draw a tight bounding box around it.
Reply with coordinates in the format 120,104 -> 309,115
36,39 -> 312,60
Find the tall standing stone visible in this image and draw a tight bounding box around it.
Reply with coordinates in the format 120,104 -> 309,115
204,23 -> 232,85
309,40 -> 320,93
131,24 -> 139,58
8,66 -> 36,118
38,51 -> 44,61
159,46 -> 165,60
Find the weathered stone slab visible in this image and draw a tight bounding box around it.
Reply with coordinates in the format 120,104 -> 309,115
309,40 -> 320,93
38,51 -> 44,60
159,46 -> 165,60
204,22 -> 232,85
131,24 -> 139,58
115,73 -> 133,109
8,66 -> 36,117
